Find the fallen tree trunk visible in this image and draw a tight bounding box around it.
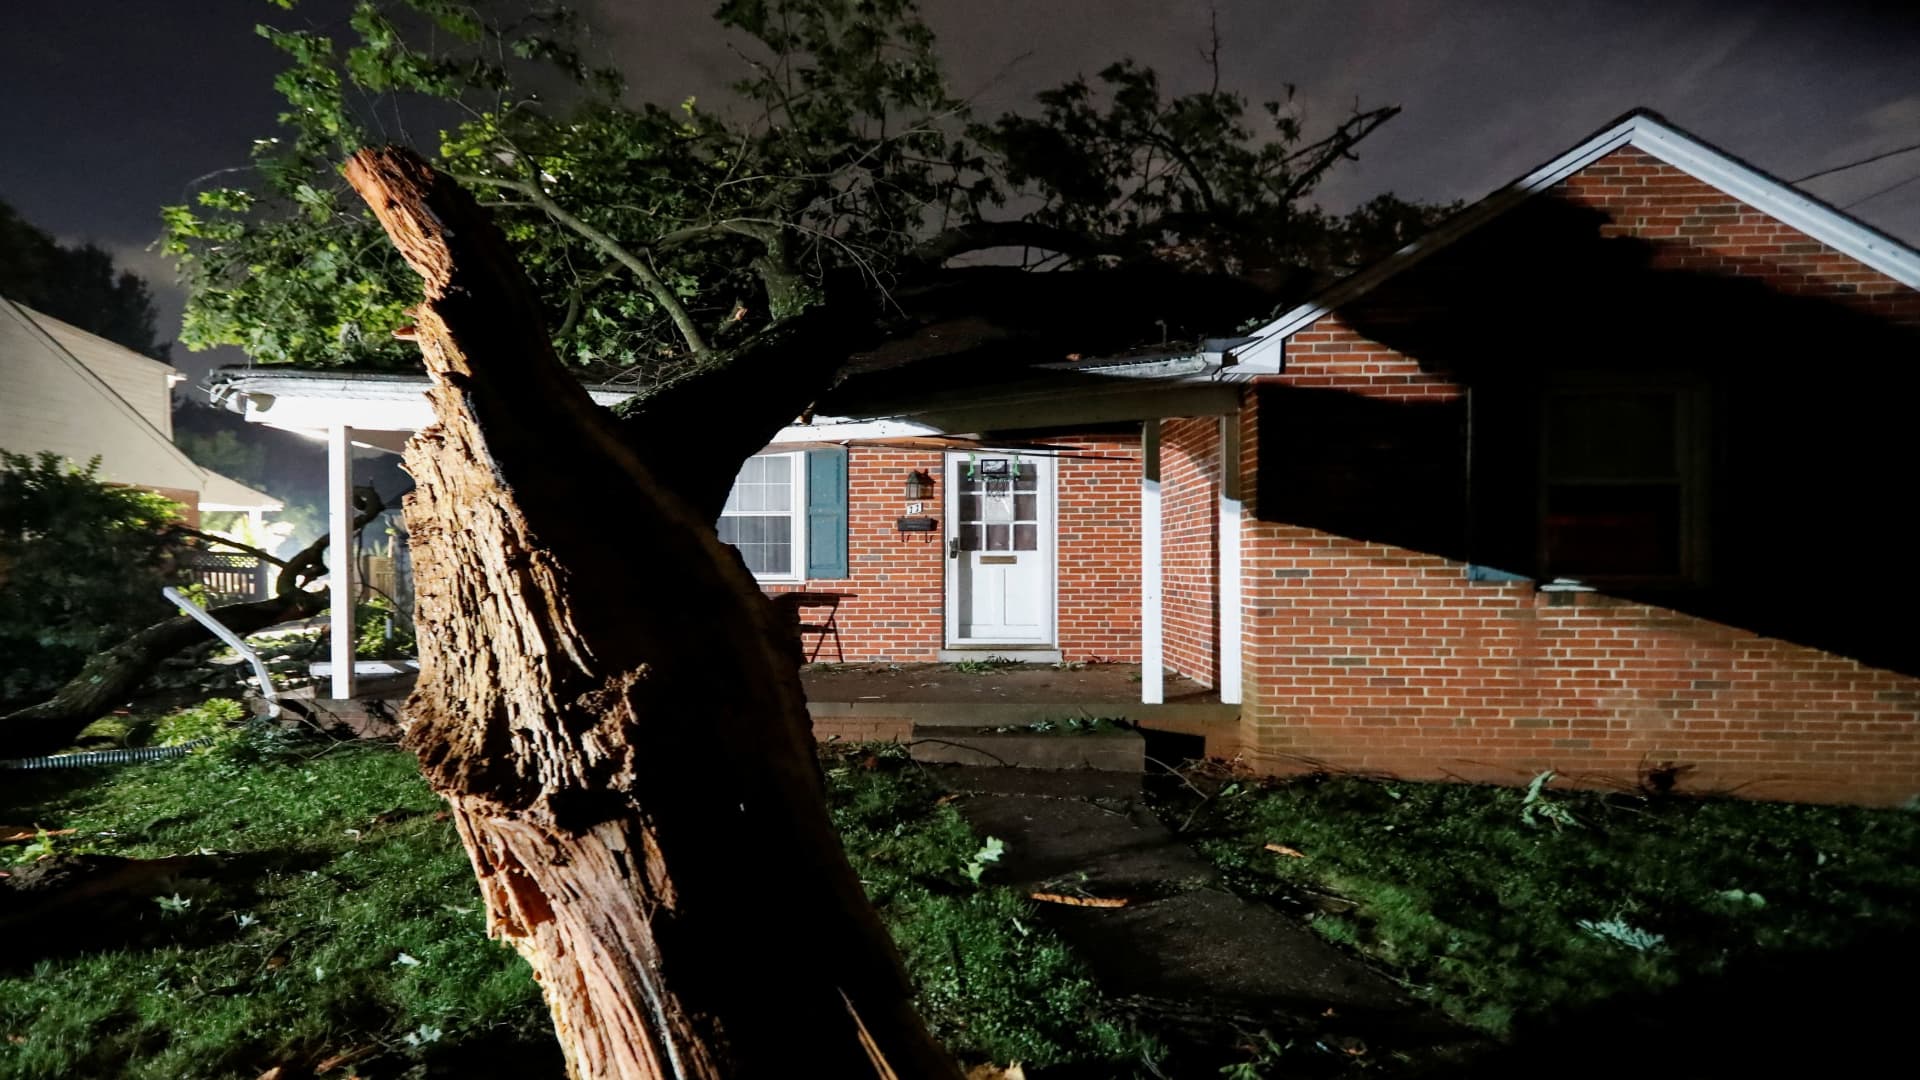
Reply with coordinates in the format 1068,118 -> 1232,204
345,147 -> 959,1079
1,495 -> 385,756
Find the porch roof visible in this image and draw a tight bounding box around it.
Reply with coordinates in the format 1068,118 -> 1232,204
205,368 -> 638,450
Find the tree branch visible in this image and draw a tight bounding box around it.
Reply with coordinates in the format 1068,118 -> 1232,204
906,219 -> 1123,270
1279,105 -> 1400,204
453,171 -> 713,359
164,525 -> 287,568
1,491 -> 388,755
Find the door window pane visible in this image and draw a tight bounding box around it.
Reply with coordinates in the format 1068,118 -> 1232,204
956,457 -> 1042,554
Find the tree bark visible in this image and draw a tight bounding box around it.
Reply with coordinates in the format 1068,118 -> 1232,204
344,147 -> 959,1080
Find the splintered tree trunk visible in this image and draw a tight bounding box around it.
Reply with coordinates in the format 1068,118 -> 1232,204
342,148 -> 958,1080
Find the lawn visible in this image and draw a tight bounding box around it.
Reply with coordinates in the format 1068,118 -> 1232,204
10,715 -> 1919,1078
0,721 -> 1149,1079
1153,764 -> 1920,1065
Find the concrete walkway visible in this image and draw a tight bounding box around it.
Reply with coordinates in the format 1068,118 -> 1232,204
940,767 -> 1473,1067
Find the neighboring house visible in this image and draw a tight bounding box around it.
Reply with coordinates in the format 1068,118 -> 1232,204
208,109 -> 1920,805
1,296 -> 282,528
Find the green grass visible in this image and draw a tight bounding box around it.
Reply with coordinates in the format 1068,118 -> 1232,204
1,731 -> 550,1080
1160,770 -> 1920,1037
821,744 -> 1156,1070
1,730 -> 1152,1078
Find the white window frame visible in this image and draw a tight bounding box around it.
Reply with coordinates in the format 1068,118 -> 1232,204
718,451 -> 807,583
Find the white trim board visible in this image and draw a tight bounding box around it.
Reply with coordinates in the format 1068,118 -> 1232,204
1234,110 -> 1920,369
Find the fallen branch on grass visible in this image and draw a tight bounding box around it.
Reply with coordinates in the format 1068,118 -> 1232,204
1029,891 -> 1130,908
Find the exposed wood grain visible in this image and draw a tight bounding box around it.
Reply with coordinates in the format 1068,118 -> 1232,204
344,146 -> 959,1080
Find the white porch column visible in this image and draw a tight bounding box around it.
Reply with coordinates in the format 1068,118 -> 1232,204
327,424 -> 357,700
1218,414 -> 1243,705
1141,419 -> 1164,705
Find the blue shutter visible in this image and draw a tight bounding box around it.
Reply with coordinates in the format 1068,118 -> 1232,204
805,448 -> 848,579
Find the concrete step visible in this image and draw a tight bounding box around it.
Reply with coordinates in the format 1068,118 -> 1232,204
908,724 -> 1145,771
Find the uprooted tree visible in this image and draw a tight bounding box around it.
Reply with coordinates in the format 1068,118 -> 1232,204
8,0 -> 1446,746
346,143 -> 958,1078
5,0 -> 1461,1068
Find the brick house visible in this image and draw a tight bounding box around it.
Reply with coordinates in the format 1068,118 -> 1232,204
210,110 -> 1920,804
741,109 -> 1920,804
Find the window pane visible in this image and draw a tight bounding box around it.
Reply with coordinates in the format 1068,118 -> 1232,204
722,455 -> 793,514
718,514 -> 792,575
762,461 -> 792,511
1544,484 -> 1681,577
985,524 -> 1010,551
1014,494 -> 1037,520
958,523 -> 982,551
1547,392 -> 1678,479
1013,523 -> 1037,550
958,493 -> 980,523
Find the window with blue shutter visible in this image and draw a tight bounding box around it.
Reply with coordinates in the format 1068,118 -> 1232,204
805,448 -> 848,579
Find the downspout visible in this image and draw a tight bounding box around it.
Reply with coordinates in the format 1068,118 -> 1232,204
162,586 -> 281,720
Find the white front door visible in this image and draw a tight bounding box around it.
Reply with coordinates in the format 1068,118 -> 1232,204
945,452 -> 1054,644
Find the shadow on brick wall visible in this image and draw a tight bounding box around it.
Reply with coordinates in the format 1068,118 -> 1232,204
1258,193 -> 1920,676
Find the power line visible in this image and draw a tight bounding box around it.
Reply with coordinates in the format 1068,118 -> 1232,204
1843,169 -> 1920,210
1794,139 -> 1920,183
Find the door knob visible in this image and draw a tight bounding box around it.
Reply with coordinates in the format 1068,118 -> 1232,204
948,537 -> 960,559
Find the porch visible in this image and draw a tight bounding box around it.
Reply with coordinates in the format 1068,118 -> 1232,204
206,340 -> 1260,713
802,662 -> 1240,759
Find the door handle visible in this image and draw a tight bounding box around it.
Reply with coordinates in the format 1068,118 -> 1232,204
948,537 -> 961,559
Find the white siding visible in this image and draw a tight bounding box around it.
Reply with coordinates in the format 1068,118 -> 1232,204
0,299 -> 206,494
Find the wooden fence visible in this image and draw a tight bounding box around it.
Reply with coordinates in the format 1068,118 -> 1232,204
179,550 -> 271,604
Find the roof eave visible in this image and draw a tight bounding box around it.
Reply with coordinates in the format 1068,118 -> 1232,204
1233,110 -> 1920,366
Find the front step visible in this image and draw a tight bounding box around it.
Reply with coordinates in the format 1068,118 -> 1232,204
909,724 -> 1145,772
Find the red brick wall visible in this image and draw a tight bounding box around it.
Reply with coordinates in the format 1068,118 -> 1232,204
764,447 -> 947,661
1565,147 -> 1920,327
1235,150 -> 1920,806
1053,436 -> 1144,661
1161,417 -> 1220,685
758,436 -> 1142,662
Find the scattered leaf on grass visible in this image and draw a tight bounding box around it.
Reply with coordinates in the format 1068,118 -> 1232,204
1029,892 -> 1129,908
1264,843 -> 1307,858
966,1064 -> 1028,1079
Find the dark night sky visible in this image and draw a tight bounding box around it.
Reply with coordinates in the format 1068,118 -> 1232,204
4,0 -> 1918,383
